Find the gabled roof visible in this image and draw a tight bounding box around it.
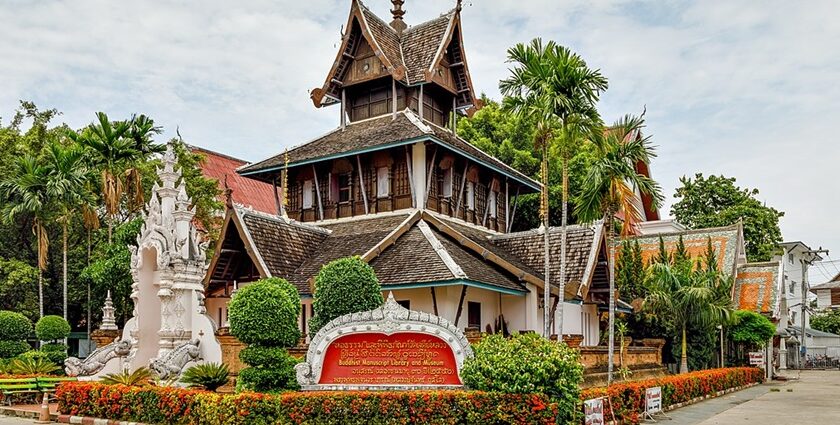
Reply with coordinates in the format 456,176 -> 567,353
491,223 -> 607,300
619,222 -> 746,277
189,145 -> 277,215
206,207 -> 549,297
734,261 -> 783,317
237,110 -> 540,191
310,1 -> 476,110
811,272 -> 840,291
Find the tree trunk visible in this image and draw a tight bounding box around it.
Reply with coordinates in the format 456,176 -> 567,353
63,222 -> 68,321
555,154 -> 568,339
680,325 -> 689,373
38,270 -> 44,319
542,147 -> 551,338
606,214 -> 616,384
87,228 -> 92,353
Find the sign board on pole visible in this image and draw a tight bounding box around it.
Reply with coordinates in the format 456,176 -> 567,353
645,386 -> 663,416
584,397 -> 605,425
749,351 -> 765,366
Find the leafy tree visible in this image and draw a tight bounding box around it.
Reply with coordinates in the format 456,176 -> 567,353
499,38 -> 607,337
310,257 -> 383,337
0,154 -> 51,318
0,257 -> 39,321
43,142 -> 94,319
575,114 -> 664,381
644,259 -> 733,373
0,310 -> 33,359
811,309 -> 840,335
729,310 -> 775,348
671,174 -> 783,261
67,112 -> 139,242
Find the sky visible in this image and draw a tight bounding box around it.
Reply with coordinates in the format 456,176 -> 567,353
2,0 -> 840,282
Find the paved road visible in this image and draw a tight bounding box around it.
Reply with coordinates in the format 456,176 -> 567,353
668,370 -> 840,424
0,416 -> 36,425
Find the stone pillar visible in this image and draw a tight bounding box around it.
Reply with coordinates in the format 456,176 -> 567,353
779,335 -> 788,370
216,328 -> 246,393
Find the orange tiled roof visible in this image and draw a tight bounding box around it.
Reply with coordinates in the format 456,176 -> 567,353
734,262 -> 781,316
191,145 -> 277,215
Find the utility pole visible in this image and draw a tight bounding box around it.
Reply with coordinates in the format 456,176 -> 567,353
799,247 -> 828,368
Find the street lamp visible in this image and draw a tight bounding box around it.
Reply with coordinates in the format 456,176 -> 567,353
717,325 -> 724,368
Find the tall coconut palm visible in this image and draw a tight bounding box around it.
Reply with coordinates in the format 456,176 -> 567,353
575,114 -> 663,383
128,114 -> 165,155
500,38 -> 607,338
0,155 -> 50,318
43,142 -> 92,320
644,261 -> 733,373
68,112 -> 138,242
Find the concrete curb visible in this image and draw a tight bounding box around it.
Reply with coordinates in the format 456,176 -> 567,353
662,382 -> 760,412
56,415 -> 147,425
0,406 -> 58,421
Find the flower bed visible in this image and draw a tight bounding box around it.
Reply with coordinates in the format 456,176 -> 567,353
580,367 -> 764,423
56,382 -> 560,424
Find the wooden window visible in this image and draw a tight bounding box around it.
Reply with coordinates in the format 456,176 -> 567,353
441,168 -> 453,198
397,300 -> 410,309
466,182 -> 475,210
350,84 -> 404,121
302,180 -> 313,209
467,301 -> 481,328
376,166 -> 390,197
301,303 -> 307,335
489,190 -> 497,218
338,173 -> 352,202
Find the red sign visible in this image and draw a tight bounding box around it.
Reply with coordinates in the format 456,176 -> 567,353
318,332 -> 461,386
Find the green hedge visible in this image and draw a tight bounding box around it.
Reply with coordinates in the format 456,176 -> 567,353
0,341 -> 30,359
310,256 -> 383,337
57,382 -> 559,424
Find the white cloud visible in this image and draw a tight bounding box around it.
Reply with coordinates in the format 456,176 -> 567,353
2,0 -> 840,272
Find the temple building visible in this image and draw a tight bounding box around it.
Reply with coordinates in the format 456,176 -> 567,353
201,0 -> 665,345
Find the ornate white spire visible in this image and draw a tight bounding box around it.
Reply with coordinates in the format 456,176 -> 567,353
100,290 -> 118,331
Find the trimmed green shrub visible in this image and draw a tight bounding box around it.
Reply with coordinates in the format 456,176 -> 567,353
462,332 -> 583,423
228,277 -> 300,347
729,310 -> 776,348
41,343 -> 69,365
35,315 -> 71,342
310,256 -> 383,337
0,310 -> 32,341
0,340 -> 30,359
180,363 -> 229,392
239,345 -> 292,369
236,354 -> 299,393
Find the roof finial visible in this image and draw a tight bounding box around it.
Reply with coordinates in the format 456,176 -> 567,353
390,0 -> 407,34
456,0 -> 463,12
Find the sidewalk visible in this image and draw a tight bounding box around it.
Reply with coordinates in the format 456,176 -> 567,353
667,370 -> 840,424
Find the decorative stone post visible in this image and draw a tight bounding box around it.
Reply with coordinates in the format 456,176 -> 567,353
89,291 -> 120,348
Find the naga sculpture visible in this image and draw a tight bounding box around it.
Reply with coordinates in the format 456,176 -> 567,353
149,338 -> 201,379
64,339 -> 132,377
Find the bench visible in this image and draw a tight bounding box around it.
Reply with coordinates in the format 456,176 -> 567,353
0,378 -> 39,406
0,377 -> 78,405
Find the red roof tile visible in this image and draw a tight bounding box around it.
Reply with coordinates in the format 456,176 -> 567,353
190,145 -> 278,215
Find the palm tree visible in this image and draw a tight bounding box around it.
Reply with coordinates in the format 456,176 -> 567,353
644,260 -> 733,373
68,112 -> 138,242
0,155 -> 50,318
128,114 -> 165,155
575,114 -> 663,383
500,39 -> 607,338
43,142 -> 93,320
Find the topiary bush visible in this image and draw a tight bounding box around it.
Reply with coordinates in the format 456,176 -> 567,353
0,310 -> 32,360
41,343 -> 69,366
310,256 -> 383,337
228,277 -> 300,347
228,277 -> 302,393
462,333 -> 583,424
0,310 -> 32,342
0,340 -> 30,359
35,315 -> 71,342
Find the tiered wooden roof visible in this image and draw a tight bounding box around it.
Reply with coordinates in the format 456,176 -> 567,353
310,0 -> 477,112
